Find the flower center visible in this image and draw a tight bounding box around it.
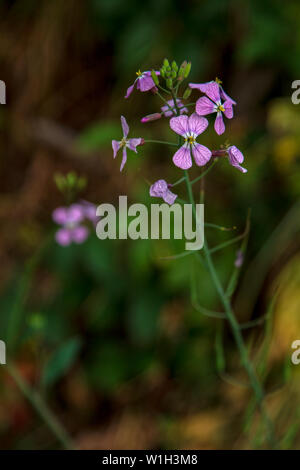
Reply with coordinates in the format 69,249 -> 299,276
136,70 -> 142,77
215,77 -> 222,85
217,104 -> 225,113
120,137 -> 128,147
185,136 -> 196,145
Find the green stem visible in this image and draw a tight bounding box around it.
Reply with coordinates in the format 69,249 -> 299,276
183,169 -> 277,449
7,363 -> 74,449
143,139 -> 178,147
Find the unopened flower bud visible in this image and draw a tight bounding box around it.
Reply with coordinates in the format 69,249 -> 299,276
151,70 -> 159,86
166,78 -> 173,89
163,58 -> 170,68
141,113 -> 162,123
183,87 -> 192,99
178,60 -> 188,80
184,62 -> 191,78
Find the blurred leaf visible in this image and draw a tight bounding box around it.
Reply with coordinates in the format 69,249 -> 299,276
41,337 -> 82,388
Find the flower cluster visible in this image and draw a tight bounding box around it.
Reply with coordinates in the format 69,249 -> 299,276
112,59 -> 247,204
52,201 -> 98,246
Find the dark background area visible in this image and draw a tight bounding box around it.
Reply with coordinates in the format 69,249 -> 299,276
0,0 -> 299,449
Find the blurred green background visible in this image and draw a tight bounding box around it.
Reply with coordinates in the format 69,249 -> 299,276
0,0 -> 299,449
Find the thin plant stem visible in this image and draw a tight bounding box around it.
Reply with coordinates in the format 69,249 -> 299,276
183,168 -> 278,449
143,139 -> 178,147
7,363 -> 74,449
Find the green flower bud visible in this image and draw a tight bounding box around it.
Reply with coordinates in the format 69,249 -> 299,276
184,62 -> 192,78
183,87 -> 192,99
178,60 -> 188,80
163,58 -> 169,68
160,67 -> 165,78
151,69 -> 159,85
171,60 -> 178,71
166,78 -> 173,89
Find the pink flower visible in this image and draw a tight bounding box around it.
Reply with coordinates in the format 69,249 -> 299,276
161,99 -> 188,117
125,70 -> 159,99
112,116 -> 143,171
52,204 -> 89,246
141,113 -> 162,123
80,200 -> 99,226
149,180 -> 177,205
189,80 -> 235,135
169,114 -> 212,169
227,146 -> 247,173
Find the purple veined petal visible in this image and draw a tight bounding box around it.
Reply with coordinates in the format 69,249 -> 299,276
137,74 -> 155,92
67,204 -> 85,224
163,189 -> 177,205
188,82 -> 204,91
223,100 -> 233,119
172,145 -> 192,169
127,137 -> 142,152
188,113 -> 209,137
192,143 -> 212,166
227,145 -> 244,164
71,226 -> 89,244
149,179 -> 168,197
199,81 -> 220,103
55,228 -> 72,246
52,207 -> 69,225
179,106 -> 188,115
195,97 -> 216,116
169,115 -> 189,136
120,146 -> 127,172
121,115 -> 129,137
227,146 -> 247,172
125,83 -> 135,99
112,140 -> 120,158
214,112 -> 225,135
233,164 -> 247,173
220,87 -> 237,106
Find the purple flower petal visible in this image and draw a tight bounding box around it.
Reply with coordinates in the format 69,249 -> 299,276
112,140 -> 120,159
125,83 -> 135,99
172,145 -> 192,169
128,138 -> 142,152
120,146 -> 127,172
199,81 -> 220,102
121,116 -> 129,138
71,226 -> 89,244
163,189 -> 177,205
188,113 -> 209,137
149,179 -> 177,205
227,146 -> 247,173
55,228 -> 72,246
223,100 -> 233,119
67,204 -> 85,224
192,144 -> 212,166
137,74 -> 155,92
52,207 -> 69,225
220,88 -> 237,106
214,113 -> 225,135
169,115 -> 189,136
195,97 -> 216,116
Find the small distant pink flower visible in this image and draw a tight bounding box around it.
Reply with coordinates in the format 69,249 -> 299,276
189,80 -> 235,135
52,204 -> 89,246
169,114 -> 212,169
149,180 -> 177,205
112,116 -> 143,171
80,200 -> 100,226
161,99 -> 188,117
125,70 -> 159,99
227,146 -> 247,173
